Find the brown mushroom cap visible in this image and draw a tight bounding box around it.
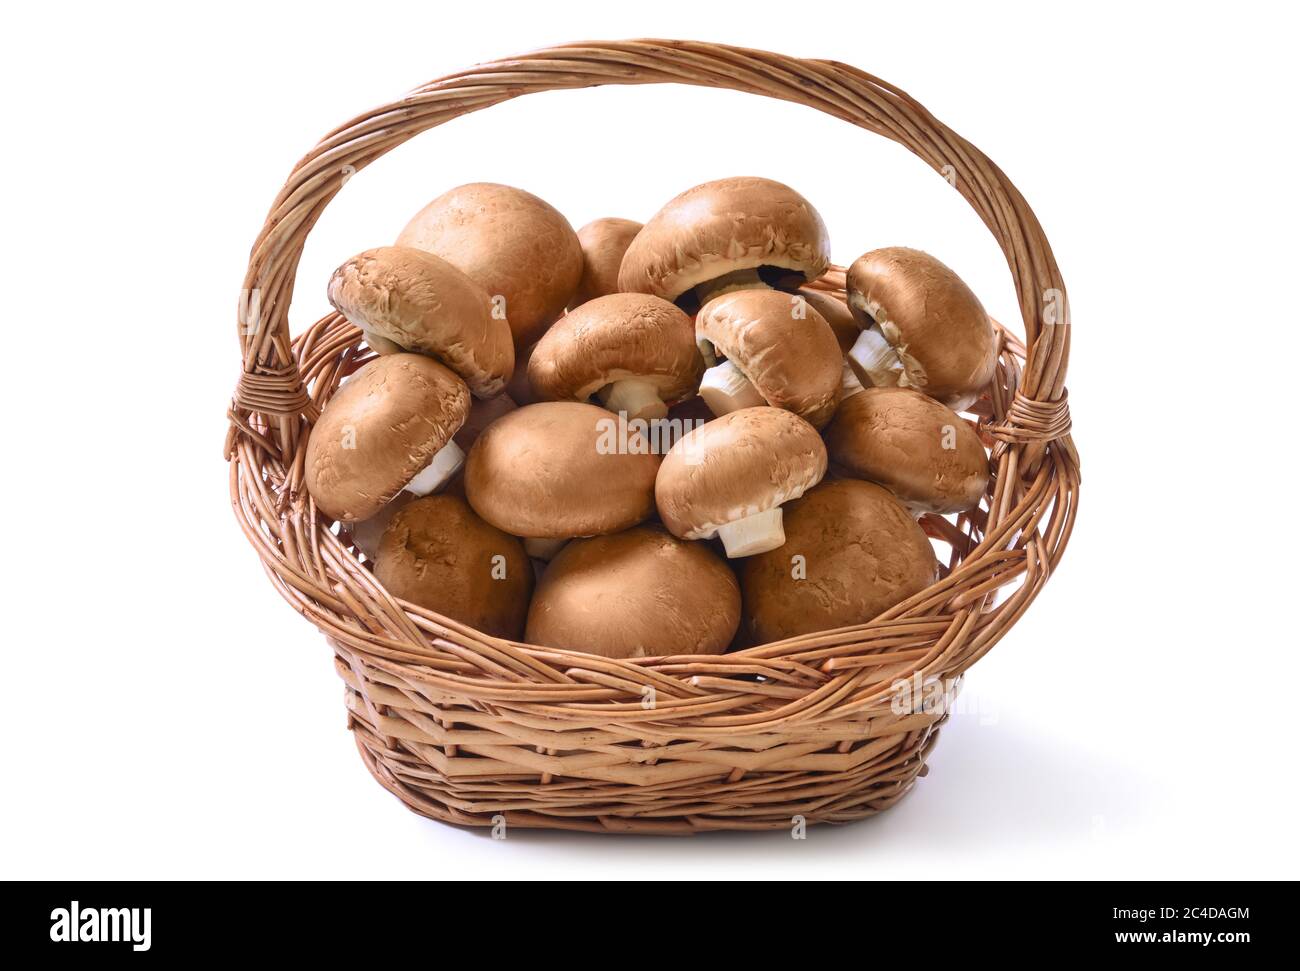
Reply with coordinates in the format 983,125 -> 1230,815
825,387 -> 989,514
740,479 -> 938,645
656,407 -> 827,541
375,494 -> 533,640
327,246 -> 513,398
799,288 -> 859,354
571,217 -> 642,308
845,247 -> 996,409
464,401 -> 660,539
525,527 -> 740,658
506,340 -> 542,406
618,177 -> 830,302
305,354 -> 470,522
396,183 -> 583,348
453,392 -> 517,453
528,293 -> 704,408
697,289 -> 843,429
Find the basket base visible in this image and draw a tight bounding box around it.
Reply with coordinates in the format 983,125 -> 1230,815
348,704 -> 946,836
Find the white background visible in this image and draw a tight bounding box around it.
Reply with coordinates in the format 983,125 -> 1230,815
2,0 -> 1296,880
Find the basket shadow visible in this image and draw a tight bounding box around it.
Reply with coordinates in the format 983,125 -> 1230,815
429,717 -> 1146,862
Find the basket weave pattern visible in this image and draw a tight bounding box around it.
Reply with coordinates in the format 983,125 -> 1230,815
226,41 -> 1078,834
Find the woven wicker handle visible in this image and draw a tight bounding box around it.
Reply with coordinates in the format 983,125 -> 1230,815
232,39 -> 1070,451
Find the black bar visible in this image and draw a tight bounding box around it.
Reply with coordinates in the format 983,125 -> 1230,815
5,880 -> 1282,956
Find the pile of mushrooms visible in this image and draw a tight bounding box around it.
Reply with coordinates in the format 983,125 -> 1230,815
305,177 -> 998,656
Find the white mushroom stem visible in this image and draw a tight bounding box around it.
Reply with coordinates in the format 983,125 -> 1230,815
402,440 -> 465,496
848,327 -> 906,388
695,269 -> 774,304
699,360 -> 766,417
840,361 -> 865,400
350,511 -> 393,561
716,508 -> 786,558
597,379 -> 668,421
362,329 -> 404,355
524,537 -> 568,561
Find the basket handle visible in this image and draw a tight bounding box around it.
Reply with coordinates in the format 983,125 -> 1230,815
230,39 -> 1071,459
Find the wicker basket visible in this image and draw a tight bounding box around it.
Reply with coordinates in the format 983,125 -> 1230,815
226,40 -> 1078,834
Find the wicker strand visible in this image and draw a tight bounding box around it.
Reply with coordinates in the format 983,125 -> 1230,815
988,391 -> 1073,444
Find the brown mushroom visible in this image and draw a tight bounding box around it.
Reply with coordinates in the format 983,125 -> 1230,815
845,247 -> 997,411
799,288 -> 859,353
305,354 -> 470,522
656,407 -> 827,558
740,479 -> 938,644
506,340 -> 543,406
571,217 -> 642,308
453,392 -> 517,453
527,293 -> 704,421
525,527 -> 740,658
618,177 -> 830,310
464,402 -> 660,555
326,246 -> 513,398
374,494 -> 534,640
825,387 -> 989,514
794,288 -> 864,402
397,183 -> 582,348
695,288 -> 843,429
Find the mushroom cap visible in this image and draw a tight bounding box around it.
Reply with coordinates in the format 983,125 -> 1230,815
327,246 -> 513,398
697,289 -> 843,429
740,479 -> 938,645
825,387 -> 989,514
396,183 -> 583,348
375,494 -> 534,640
656,407 -> 827,541
452,392 -> 517,453
572,217 -> 642,308
845,247 -> 997,407
305,354 -> 470,522
618,177 -> 830,301
528,293 -> 704,404
799,288 -> 860,353
525,527 -> 740,658
506,340 -> 542,405
464,401 -> 660,539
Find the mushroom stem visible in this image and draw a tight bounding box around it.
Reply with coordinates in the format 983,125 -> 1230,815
350,516 -> 387,561
695,268 -> 773,304
840,361 -> 865,400
597,378 -> 668,421
351,509 -> 394,561
699,360 -> 767,417
716,508 -> 787,558
362,329 -> 404,355
403,440 -> 465,496
524,537 -> 568,561
848,327 -> 906,388
350,491 -> 418,561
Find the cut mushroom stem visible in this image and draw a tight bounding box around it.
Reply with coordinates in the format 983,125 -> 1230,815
716,507 -> 787,558
524,537 -> 568,561
402,440 -> 465,496
597,378 -> 668,421
848,327 -> 906,388
695,268 -> 774,304
840,361 -> 865,399
699,360 -> 767,417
